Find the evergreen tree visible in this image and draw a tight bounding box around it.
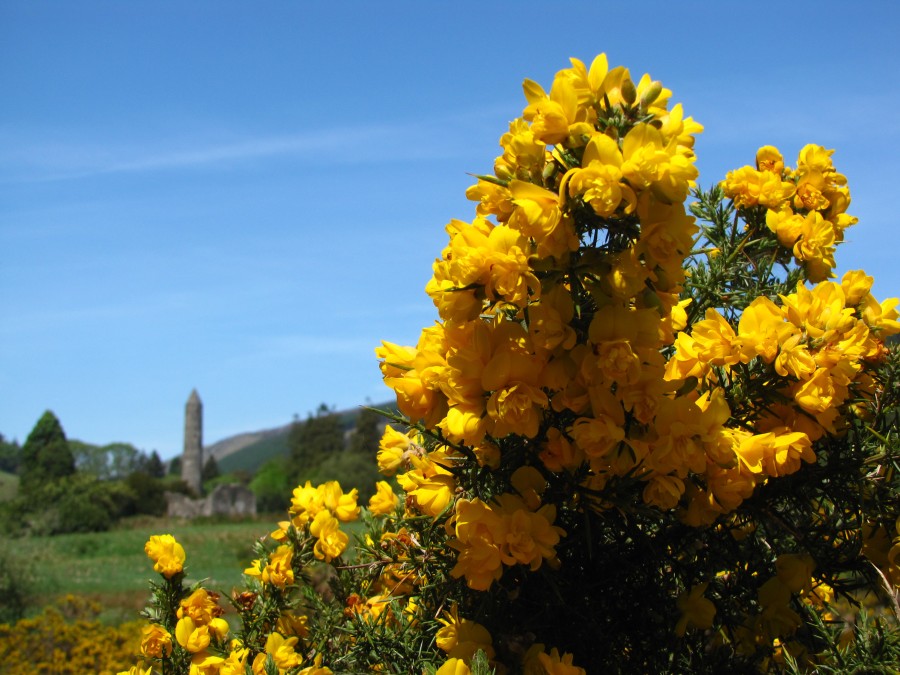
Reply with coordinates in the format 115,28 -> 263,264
0,434 -> 20,474
202,455 -> 220,483
19,411 -> 75,492
143,450 -> 166,479
288,403 -> 344,481
168,456 -> 182,476
347,406 -> 382,457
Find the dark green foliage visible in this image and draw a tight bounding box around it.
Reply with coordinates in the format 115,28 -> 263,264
0,434 -> 21,474
0,549 -> 32,623
19,411 -> 75,493
125,471 -> 168,517
784,609 -> 900,674
250,457 -> 293,513
304,449 -> 382,502
284,404 -> 389,500
288,404 -> 345,480
347,406 -> 383,457
168,456 -> 182,476
202,455 -> 220,483
2,473 -> 137,535
141,450 -> 166,479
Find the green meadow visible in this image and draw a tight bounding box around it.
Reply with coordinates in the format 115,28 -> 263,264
4,518 -> 275,623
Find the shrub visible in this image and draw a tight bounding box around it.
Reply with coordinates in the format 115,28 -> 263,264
250,458 -> 293,514
0,594 -> 142,674
0,549 -> 33,624
128,53 -> 900,674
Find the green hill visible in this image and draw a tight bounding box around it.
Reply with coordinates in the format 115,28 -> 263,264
217,431 -> 291,474
216,402 -> 396,476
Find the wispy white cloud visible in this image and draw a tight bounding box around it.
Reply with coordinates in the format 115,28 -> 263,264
0,104 -> 514,184
0,290 -> 203,337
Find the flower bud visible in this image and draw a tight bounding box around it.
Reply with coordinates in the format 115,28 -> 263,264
640,81 -> 663,108
542,162 -> 557,181
621,78 -> 637,105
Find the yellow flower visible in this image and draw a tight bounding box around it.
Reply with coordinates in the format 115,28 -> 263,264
144,534 -> 185,579
539,428 -> 581,473
289,481 -> 325,526
397,469 -> 455,518
309,510 -> 349,562
775,553 -> 816,594
496,497 -> 563,570
436,604 -> 495,661
377,426 -> 410,476
255,632 -> 301,672
466,179 -> 514,221
261,545 -> 294,588
522,75 -> 578,145
675,583 -> 716,636
368,480 -> 399,516
524,643 -> 587,674
508,180 -> 577,258
298,653 -> 333,675
722,165 -> 794,209
642,474 -> 685,510
175,616 -> 211,654
448,499 -> 504,590
621,122 -> 699,203
117,667 -> 152,675
435,658 -> 472,675
276,612 -> 309,638
483,224 -> 540,308
564,133 -> 635,218
219,646 -> 250,675
190,653 -> 225,675
178,588 -> 222,625
756,145 -> 784,174
140,623 -> 172,658
792,368 -> 836,415
318,480 -> 361,522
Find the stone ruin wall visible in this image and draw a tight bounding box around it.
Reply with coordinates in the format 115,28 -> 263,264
165,483 -> 257,519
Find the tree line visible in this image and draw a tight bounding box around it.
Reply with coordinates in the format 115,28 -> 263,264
0,403 -> 389,534
0,411 -> 191,535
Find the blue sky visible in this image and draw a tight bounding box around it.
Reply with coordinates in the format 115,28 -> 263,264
2,1 -> 898,458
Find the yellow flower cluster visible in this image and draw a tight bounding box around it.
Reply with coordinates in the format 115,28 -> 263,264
377,54 -> 704,533
722,145 -> 857,281
447,485 -> 564,591
666,271 -> 899,524
144,534 -> 185,578
173,589 -> 239,674
0,595 -> 142,675
284,480 -> 360,562
372,53 -> 899,669
137,533 -> 331,675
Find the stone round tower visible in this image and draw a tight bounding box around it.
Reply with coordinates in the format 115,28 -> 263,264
182,389 -> 203,496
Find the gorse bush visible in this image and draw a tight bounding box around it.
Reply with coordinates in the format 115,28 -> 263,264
0,594 -> 142,674
125,53 -> 900,674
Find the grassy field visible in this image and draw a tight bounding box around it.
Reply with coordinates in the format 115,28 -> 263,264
4,517 -> 274,622
4,514 -> 369,624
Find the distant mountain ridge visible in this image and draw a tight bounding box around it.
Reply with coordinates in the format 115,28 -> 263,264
205,424 -> 292,464
204,402 -> 396,475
